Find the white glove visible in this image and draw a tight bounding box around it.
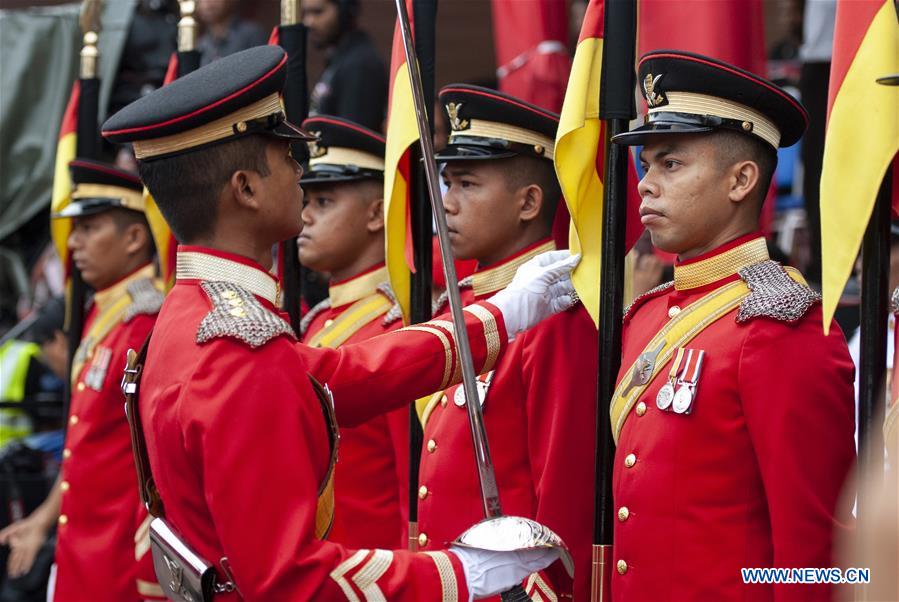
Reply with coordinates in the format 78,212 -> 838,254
449,545 -> 560,600
486,250 -> 580,340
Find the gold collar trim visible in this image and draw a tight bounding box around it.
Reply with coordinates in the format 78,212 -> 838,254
176,251 -> 280,306
94,264 -> 156,310
329,266 -> 388,307
472,240 -> 556,297
674,237 -> 769,290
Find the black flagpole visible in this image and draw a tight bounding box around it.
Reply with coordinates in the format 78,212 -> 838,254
64,3 -> 102,430
592,1 -> 637,600
277,0 -> 309,335
406,0 -> 437,551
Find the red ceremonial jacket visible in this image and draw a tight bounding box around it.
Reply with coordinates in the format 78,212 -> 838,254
417,238 -> 598,600
55,264 -> 164,601
140,247 -> 507,600
612,234 -> 856,601
301,263 -> 410,549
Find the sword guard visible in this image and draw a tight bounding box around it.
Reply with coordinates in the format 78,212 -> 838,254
452,515 -> 574,578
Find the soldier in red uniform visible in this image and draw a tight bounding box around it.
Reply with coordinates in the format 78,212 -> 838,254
102,46 -> 578,600
297,115 -> 410,549
608,51 -> 856,600
412,84 -> 598,600
0,160 -> 164,600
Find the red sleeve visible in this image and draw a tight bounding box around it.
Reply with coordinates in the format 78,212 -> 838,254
300,301 -> 508,427
180,339 -> 469,600
521,306 -> 598,600
739,309 -> 856,601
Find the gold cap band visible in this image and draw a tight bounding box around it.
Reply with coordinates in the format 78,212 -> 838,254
649,91 -> 780,148
310,147 -> 385,172
132,93 -> 284,159
72,184 -> 146,213
449,118 -> 555,159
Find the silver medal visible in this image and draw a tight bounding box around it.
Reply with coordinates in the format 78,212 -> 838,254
672,385 -> 694,414
656,383 -> 675,410
454,371 -> 494,407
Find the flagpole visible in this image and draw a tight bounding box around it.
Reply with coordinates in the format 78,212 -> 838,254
64,0 -> 103,431
406,0 -> 437,552
277,0 -> 309,335
176,1 -> 201,78
592,1 -> 636,600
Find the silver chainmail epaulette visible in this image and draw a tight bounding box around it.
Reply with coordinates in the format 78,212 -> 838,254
891,286 -> 899,314
736,260 -> 820,323
432,275 -> 474,315
623,281 -> 674,320
197,281 -> 296,348
378,282 -> 404,325
124,278 -> 165,322
299,298 -> 332,337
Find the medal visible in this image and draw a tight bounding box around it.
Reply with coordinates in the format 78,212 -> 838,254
656,348 -> 686,410
672,385 -> 693,413
453,371 -> 494,407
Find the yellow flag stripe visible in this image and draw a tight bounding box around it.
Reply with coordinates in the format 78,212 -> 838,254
50,132 -> 77,266
384,65 -> 418,325
554,36 -> 604,327
820,1 -> 899,333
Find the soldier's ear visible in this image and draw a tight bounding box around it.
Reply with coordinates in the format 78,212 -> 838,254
122,222 -> 150,257
230,169 -> 260,210
366,197 -> 384,233
518,183 -> 543,224
727,160 -> 760,205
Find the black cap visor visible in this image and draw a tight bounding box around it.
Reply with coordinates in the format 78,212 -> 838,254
436,137 -> 552,163
52,198 -> 126,219
613,111 -> 766,146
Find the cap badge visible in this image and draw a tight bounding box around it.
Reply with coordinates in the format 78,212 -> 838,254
307,131 -> 327,159
446,102 -> 470,131
643,73 -> 666,108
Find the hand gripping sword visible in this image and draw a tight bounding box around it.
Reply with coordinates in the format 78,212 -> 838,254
391,1 -> 573,598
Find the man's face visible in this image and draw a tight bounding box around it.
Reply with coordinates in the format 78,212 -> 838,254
303,0 -> 341,49
637,135 -> 735,256
441,161 -> 524,264
67,212 -> 140,290
298,181 -> 379,273
256,140 -> 305,241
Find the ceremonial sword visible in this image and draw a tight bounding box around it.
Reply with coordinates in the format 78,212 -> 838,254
391,1 -> 572,599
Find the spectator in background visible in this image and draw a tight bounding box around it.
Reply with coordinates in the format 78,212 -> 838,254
304,0 -> 388,131
196,0 -> 267,66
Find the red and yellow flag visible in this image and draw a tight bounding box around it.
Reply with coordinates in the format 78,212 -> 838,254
142,53 -> 181,289
384,0 -> 418,324
554,0 -> 642,327
820,0 -> 898,332
50,81 -> 80,274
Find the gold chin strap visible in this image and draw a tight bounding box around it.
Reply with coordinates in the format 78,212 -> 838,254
450,118 -> 556,159
674,237 -> 769,290
310,147 -> 385,172
72,184 -> 146,213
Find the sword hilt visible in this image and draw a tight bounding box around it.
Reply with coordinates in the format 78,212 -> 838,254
500,584 -> 531,602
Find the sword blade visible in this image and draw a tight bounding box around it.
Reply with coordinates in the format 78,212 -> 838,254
393,0 -> 503,518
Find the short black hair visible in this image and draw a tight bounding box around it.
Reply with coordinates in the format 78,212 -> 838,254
710,130 -> 778,209
137,135 -> 272,243
108,207 -> 156,259
500,155 -> 561,228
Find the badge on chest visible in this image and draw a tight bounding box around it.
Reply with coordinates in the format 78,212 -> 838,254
454,371 -> 495,407
83,345 -> 113,392
656,347 -> 706,415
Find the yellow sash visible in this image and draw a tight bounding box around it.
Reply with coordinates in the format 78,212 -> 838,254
610,268 -> 805,443
306,293 -> 392,349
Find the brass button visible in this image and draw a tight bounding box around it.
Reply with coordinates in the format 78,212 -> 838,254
418,532 -> 428,547
69,414 -> 79,426
624,453 -> 636,468
616,559 -> 627,575
62,448 -> 72,459
60,481 -> 70,492
617,506 -> 629,522
635,402 -> 647,417
58,514 -> 68,526
324,319 -> 334,328
440,394 -> 448,407
76,382 -> 85,392
427,439 -> 437,453
418,485 -> 429,500
668,306 -> 681,318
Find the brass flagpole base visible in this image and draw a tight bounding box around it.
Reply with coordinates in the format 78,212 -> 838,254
591,544 -> 613,602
